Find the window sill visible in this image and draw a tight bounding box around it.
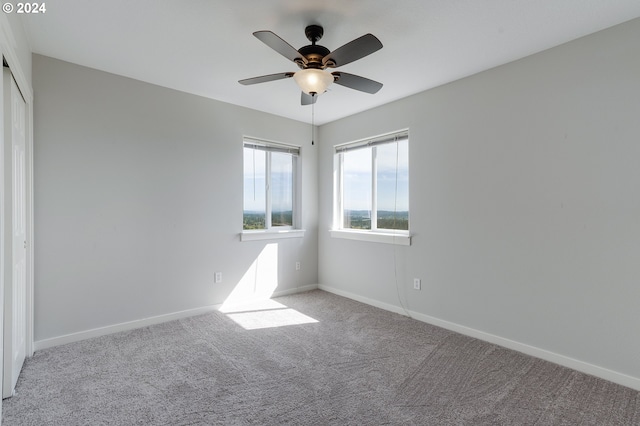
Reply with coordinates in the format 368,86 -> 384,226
330,229 -> 411,246
241,229 -> 305,242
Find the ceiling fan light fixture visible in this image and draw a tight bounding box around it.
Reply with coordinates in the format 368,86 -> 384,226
240,27 -> 383,105
293,68 -> 334,95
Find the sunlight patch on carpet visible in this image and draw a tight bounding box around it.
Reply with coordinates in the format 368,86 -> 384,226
220,299 -> 318,330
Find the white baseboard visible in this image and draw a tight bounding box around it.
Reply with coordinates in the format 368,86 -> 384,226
34,284 -> 318,351
273,284 -> 318,297
318,284 -> 640,391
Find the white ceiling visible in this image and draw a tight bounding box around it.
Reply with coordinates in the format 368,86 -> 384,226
20,0 -> 640,125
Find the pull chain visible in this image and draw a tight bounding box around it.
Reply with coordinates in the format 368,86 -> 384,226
311,94 -> 315,145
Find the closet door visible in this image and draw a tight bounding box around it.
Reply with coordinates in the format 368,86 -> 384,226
3,68 -> 26,398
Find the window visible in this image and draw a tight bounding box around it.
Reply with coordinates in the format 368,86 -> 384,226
333,131 -> 410,244
243,138 -> 300,233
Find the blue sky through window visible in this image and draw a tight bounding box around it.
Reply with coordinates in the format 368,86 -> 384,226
342,140 -> 409,212
243,148 -> 294,214
243,147 -> 266,213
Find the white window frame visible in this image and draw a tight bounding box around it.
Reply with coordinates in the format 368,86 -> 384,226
331,130 -> 411,246
241,138 -> 304,241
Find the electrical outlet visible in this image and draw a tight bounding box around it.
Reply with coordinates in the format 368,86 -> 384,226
413,278 -> 421,290
295,262 -> 301,271
215,272 -> 222,283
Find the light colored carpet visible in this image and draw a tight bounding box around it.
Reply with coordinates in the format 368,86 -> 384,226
3,290 -> 639,425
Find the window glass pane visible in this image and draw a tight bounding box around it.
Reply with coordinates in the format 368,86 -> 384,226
376,140 -> 409,230
342,148 -> 372,229
243,147 -> 266,229
271,152 -> 294,227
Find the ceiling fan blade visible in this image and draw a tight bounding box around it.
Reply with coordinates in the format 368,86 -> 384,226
301,92 -> 317,106
239,72 -> 294,85
253,31 -> 307,65
332,72 -> 382,94
323,34 -> 383,68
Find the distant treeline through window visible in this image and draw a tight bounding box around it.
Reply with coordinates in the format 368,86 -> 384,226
242,210 -> 294,230
343,210 -> 409,231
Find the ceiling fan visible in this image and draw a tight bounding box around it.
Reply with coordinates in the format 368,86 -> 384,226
239,25 -> 383,105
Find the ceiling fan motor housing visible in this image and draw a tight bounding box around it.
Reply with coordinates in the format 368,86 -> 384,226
297,25 -> 332,69
298,44 -> 330,68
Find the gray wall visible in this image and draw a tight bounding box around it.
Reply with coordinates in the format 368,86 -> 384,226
318,18 -> 640,381
33,55 -> 318,341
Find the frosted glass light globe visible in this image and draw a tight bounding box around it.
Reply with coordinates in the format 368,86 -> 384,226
293,69 -> 334,95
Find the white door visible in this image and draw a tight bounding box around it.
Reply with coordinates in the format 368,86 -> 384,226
3,68 -> 26,398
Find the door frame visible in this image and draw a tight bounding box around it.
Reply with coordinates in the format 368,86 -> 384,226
0,15 -> 35,365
